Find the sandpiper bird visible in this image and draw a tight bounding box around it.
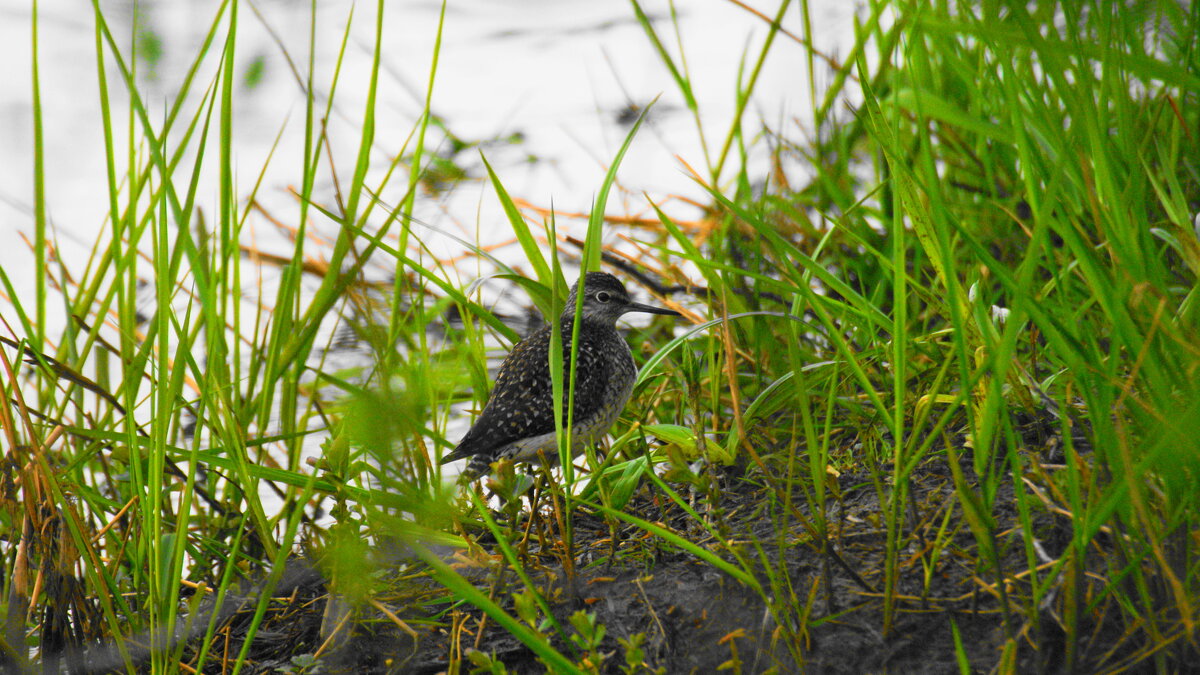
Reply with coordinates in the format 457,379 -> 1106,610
443,272 -> 680,480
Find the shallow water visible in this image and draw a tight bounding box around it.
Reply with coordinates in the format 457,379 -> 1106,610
0,0 -> 862,517
0,0 -> 857,280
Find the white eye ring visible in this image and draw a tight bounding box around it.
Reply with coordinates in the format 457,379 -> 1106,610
596,291 -> 612,302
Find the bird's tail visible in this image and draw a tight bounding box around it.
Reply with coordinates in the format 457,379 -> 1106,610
451,454 -> 493,483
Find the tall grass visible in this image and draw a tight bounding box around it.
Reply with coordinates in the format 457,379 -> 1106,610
1,0 -> 1198,672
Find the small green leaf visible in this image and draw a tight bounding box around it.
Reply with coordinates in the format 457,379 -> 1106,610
643,424 -> 734,465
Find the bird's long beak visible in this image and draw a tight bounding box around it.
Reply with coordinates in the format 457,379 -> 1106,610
625,301 -> 681,317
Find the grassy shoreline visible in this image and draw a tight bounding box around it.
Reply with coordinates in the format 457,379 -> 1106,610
3,1 -> 1199,672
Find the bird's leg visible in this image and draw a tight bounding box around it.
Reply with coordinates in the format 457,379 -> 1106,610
518,479 -> 541,554
525,450 -> 562,553
604,525 -> 620,574
592,440 -> 627,573
530,451 -> 578,585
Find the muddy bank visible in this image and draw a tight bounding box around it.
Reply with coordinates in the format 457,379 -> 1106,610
182,449 -> 1106,674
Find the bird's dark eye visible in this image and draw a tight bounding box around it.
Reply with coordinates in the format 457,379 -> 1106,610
596,291 -> 612,303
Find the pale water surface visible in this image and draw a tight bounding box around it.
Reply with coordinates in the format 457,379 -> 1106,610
0,0 -> 864,511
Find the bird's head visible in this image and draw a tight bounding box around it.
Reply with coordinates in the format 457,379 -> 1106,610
563,272 -> 680,324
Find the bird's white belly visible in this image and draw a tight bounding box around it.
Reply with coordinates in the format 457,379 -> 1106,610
501,376 -> 634,465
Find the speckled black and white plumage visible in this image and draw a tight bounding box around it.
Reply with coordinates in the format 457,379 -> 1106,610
443,273 -> 679,480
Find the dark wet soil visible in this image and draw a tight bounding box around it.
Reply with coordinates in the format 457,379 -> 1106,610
377,463 -> 1043,675
63,410 -> 1173,674
156,436 -> 1140,675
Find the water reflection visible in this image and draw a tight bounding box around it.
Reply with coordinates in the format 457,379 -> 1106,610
0,0 -> 849,271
